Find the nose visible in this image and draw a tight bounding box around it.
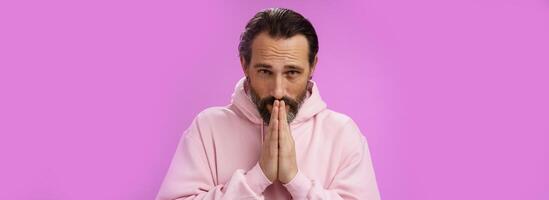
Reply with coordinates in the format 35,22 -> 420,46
271,75 -> 285,100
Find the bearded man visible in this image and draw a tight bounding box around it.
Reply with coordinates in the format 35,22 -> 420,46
156,8 -> 381,200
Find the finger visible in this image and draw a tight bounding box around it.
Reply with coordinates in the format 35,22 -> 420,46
278,100 -> 288,140
270,100 -> 279,128
262,123 -> 269,142
279,100 -> 288,126
269,100 -> 279,148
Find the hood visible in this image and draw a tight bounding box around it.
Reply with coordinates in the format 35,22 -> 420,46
230,77 -> 327,126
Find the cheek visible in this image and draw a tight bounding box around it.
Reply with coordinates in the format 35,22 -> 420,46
288,82 -> 308,96
250,79 -> 271,96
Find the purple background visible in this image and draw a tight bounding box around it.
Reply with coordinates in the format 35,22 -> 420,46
1,0 -> 548,199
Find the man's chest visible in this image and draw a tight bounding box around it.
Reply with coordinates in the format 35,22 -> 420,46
207,122 -> 339,188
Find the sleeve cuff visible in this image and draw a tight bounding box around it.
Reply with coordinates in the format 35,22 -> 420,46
244,162 -> 272,195
282,169 -> 312,199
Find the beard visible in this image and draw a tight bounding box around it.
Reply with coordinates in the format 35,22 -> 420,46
249,82 -> 307,125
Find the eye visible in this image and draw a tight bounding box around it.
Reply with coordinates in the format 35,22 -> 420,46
286,70 -> 301,77
258,69 -> 272,75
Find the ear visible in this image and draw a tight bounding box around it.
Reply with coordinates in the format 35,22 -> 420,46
309,55 -> 318,79
240,56 -> 249,77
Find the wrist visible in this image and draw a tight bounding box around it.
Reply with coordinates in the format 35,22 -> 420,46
280,168 -> 298,184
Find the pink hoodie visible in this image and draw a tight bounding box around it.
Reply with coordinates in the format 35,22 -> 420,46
156,77 -> 380,200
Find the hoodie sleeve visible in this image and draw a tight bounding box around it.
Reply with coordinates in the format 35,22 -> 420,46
155,117 -> 272,200
282,120 -> 381,200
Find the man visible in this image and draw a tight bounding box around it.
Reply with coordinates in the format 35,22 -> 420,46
156,8 -> 380,200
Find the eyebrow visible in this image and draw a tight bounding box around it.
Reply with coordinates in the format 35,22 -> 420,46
253,63 -> 304,71
253,63 -> 272,69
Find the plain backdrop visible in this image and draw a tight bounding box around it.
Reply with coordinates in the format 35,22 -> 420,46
1,0 -> 548,199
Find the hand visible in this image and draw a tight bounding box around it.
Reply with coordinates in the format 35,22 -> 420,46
258,100 -> 298,184
277,100 -> 298,184
259,100 -> 280,182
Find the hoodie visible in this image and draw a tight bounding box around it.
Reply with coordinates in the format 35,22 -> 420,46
156,77 -> 381,200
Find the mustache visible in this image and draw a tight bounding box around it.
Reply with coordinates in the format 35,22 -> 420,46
257,96 -> 299,110
256,95 -> 301,124
246,79 -> 308,125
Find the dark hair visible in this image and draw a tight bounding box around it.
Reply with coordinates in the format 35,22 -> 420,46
238,8 -> 319,67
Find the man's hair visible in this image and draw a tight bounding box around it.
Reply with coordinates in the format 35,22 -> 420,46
238,8 -> 319,67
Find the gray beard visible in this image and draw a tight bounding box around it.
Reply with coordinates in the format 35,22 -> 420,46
248,81 -> 307,125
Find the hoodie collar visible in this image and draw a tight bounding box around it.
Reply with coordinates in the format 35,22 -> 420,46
230,77 -> 327,125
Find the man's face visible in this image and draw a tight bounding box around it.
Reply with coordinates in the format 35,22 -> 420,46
242,31 -> 316,124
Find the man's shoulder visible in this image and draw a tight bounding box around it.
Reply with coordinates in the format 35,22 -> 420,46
316,109 -> 365,143
194,106 -> 237,122
184,106 -> 239,138
317,109 -> 353,126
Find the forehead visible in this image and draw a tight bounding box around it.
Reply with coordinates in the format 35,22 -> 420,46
251,31 -> 309,67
